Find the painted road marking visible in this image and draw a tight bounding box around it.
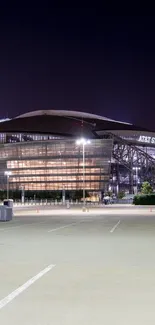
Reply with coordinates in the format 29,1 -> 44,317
0,226 -> 21,232
110,220 -> 121,233
0,221 -> 48,232
48,222 -> 76,232
0,264 -> 56,310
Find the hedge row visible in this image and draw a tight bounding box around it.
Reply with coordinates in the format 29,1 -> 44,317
133,194 -> 155,205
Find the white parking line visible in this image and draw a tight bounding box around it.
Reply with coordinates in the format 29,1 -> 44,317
0,225 -> 22,232
0,264 -> 56,310
0,221 -> 48,232
48,222 -> 76,232
110,220 -> 121,233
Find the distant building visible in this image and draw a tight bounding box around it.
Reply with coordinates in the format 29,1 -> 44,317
0,110 -> 154,195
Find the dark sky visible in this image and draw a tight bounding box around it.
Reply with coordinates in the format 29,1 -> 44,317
0,7 -> 155,129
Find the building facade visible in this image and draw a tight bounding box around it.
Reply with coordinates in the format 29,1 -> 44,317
0,109 -> 155,195
0,138 -> 112,192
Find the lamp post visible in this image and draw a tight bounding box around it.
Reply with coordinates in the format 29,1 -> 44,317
4,171 -> 12,200
133,167 -> 140,194
76,138 -> 91,210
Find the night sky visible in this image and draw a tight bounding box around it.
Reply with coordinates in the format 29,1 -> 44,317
0,7 -> 155,129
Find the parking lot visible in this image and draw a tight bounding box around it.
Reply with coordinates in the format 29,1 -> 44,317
0,207 -> 155,324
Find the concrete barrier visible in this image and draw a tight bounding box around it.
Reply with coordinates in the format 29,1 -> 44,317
0,206 -> 13,221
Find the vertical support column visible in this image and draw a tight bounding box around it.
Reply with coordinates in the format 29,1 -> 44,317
117,163 -> 120,194
83,142 -> 85,208
21,187 -> 25,204
129,170 -> 134,194
129,147 -> 133,194
62,184 -> 65,205
7,175 -> 9,200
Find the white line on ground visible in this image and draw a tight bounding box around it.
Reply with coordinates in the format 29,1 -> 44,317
110,220 -> 121,233
0,226 -> 22,232
0,221 -> 48,232
48,222 -> 76,232
20,221 -> 47,227
0,264 -> 56,310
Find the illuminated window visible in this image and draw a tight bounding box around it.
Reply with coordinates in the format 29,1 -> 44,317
4,138 -> 113,191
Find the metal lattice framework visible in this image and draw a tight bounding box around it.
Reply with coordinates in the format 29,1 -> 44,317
101,132 -> 155,191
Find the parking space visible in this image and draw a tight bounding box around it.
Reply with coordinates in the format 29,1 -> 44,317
0,208 -> 155,324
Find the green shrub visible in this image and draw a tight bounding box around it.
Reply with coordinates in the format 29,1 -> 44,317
141,181 -> 153,195
118,191 -> 125,199
133,194 -> 155,205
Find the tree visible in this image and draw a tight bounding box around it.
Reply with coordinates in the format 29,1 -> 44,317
141,181 -> 153,195
118,191 -> 125,199
105,191 -> 112,197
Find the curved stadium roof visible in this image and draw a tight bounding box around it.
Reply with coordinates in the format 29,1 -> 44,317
15,109 -> 131,125
0,109 -> 152,138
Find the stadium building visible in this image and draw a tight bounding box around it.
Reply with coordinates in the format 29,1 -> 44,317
0,110 -> 154,197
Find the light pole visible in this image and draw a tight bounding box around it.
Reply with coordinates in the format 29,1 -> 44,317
133,167 -> 140,194
76,138 -> 91,210
4,171 -> 12,200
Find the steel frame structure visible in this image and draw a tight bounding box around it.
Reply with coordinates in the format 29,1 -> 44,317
102,132 -> 155,193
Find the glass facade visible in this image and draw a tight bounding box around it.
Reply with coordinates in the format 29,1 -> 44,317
0,137 -> 113,192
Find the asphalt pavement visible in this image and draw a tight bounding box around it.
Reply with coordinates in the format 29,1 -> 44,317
0,208 -> 155,324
